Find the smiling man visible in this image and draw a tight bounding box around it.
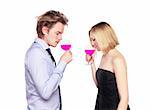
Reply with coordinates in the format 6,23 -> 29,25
25,10 -> 72,110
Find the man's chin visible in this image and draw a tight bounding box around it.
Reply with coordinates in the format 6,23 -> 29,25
49,42 -> 58,47
51,45 -> 56,47
51,44 -> 57,47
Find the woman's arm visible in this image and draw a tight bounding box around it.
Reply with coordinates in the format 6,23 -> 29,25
113,56 -> 129,110
90,62 -> 98,86
86,54 -> 98,86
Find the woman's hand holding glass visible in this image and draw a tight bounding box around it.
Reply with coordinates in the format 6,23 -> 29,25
85,54 -> 94,65
85,45 -> 96,65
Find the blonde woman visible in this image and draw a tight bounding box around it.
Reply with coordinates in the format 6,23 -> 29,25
86,22 -> 130,110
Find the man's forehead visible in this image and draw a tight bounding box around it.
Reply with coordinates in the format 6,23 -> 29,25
52,22 -> 64,31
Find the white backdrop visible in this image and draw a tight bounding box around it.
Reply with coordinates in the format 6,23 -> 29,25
0,0 -> 150,110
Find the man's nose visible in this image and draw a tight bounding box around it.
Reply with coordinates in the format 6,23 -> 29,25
58,35 -> 62,40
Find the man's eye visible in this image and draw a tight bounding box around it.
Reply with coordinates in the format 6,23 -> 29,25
56,33 -> 59,35
93,39 -> 95,41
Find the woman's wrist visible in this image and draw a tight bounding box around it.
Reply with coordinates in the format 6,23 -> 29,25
90,62 -> 95,67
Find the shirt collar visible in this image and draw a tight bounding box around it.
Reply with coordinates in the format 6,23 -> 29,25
34,38 -> 49,50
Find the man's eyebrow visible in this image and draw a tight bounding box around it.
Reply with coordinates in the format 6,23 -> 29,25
57,31 -> 62,34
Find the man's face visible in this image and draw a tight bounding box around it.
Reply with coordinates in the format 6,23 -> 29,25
45,22 -> 65,47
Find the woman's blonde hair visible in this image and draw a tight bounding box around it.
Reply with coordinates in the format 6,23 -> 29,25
89,22 -> 119,53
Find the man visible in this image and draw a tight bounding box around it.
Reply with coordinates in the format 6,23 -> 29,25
25,10 -> 72,110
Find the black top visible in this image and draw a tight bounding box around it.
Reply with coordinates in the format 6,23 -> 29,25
95,68 -> 130,110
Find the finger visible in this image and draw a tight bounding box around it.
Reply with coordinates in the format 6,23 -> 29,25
93,51 -> 96,57
87,56 -> 92,62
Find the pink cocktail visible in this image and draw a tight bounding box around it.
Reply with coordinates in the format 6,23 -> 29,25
85,49 -> 95,56
61,44 -> 71,51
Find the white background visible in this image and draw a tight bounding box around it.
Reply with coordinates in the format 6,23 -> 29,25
0,0 -> 150,110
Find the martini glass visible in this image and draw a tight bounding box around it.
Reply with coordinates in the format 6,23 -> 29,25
61,44 -> 71,51
85,45 -> 95,65
60,40 -> 71,51
85,49 -> 95,56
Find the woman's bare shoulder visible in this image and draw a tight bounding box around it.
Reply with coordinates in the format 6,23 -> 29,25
112,50 -> 127,68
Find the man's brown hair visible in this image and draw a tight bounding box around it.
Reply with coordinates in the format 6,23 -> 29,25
36,10 -> 68,38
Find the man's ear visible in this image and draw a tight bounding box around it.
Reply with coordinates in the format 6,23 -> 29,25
42,26 -> 49,35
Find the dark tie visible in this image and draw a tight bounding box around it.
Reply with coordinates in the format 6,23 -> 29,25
46,48 -> 56,65
46,48 -> 62,110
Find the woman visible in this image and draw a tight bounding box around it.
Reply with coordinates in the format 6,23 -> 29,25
86,22 -> 130,110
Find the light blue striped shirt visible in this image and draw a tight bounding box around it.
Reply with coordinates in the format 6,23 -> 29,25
25,38 -> 67,110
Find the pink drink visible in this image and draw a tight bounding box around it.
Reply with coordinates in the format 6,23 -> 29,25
85,49 -> 95,56
61,44 -> 71,51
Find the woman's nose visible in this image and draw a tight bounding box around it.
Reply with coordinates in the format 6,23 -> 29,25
91,42 -> 94,47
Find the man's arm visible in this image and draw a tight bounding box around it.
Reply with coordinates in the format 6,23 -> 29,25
27,48 -> 67,100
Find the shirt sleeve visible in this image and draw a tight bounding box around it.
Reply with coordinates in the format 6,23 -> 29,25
27,48 -> 67,100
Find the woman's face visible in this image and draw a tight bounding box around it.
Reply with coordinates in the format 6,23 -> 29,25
89,35 -> 101,51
